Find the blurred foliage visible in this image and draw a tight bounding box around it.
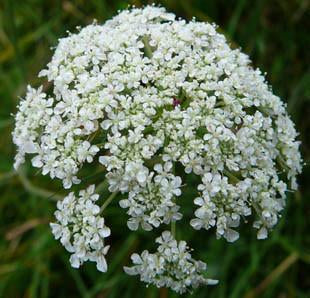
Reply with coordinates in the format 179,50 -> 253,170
0,0 -> 309,297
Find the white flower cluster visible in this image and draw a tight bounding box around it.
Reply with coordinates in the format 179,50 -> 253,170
124,231 -> 218,293
13,84 -> 99,188
13,5 -> 302,293
50,185 -> 111,272
118,161 -> 183,231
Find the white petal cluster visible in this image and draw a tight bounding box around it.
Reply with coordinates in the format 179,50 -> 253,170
50,185 -> 111,272
13,83 -> 99,188
119,161 -> 182,231
124,231 -> 218,293
13,5 -> 302,293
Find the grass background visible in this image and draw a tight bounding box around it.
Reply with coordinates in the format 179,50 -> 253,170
0,0 -> 309,297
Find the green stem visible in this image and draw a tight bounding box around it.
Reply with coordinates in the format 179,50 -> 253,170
94,142 -> 106,149
171,221 -> 176,238
142,35 -> 153,59
95,179 -> 109,193
252,202 -> 268,227
276,155 -> 290,172
18,170 -> 63,201
223,169 -> 240,184
100,191 -> 118,213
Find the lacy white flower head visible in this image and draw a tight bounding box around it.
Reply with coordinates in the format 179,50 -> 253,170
124,231 -> 218,294
50,185 -> 111,272
12,5 -> 302,294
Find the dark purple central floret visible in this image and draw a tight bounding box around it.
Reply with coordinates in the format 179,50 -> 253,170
173,98 -> 181,107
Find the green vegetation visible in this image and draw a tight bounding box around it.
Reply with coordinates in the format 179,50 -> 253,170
0,0 -> 309,297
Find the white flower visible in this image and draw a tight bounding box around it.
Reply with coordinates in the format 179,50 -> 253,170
124,231 -> 218,293
119,170 -> 183,231
50,185 -> 110,272
76,141 -> 99,163
13,4 -> 302,293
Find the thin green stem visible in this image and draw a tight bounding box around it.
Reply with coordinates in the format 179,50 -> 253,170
142,35 -> 153,59
223,169 -> 240,184
18,170 -> 63,201
252,202 -> 268,227
100,191 -> 118,213
276,155 -> 290,172
95,179 -> 109,193
171,221 -> 176,238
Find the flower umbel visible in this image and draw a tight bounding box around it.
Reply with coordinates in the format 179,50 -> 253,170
50,185 -> 111,272
124,231 -> 218,294
13,5 -> 302,294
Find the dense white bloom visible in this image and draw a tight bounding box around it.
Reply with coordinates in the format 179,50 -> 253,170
50,185 -> 111,272
13,5 -> 302,293
119,163 -> 183,231
124,231 -> 218,293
